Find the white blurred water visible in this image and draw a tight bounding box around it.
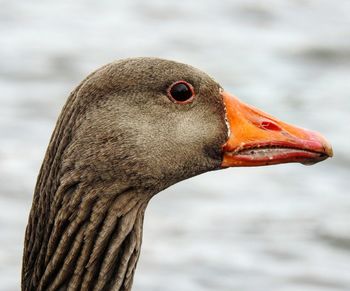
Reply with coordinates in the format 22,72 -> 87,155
1,0 -> 350,290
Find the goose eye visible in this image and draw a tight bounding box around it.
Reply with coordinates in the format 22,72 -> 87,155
167,81 -> 195,103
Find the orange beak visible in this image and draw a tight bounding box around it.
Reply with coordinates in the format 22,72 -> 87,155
221,91 -> 333,167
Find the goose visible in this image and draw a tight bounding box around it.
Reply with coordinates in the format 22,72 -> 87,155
22,57 -> 332,291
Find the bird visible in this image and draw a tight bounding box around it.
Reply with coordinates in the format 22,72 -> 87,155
22,57 -> 333,291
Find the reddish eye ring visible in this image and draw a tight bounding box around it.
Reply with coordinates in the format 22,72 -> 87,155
167,81 -> 195,104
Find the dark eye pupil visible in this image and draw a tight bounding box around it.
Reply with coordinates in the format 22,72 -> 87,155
170,83 -> 193,102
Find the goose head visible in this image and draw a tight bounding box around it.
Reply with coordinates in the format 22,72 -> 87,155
65,57 -> 332,193
69,58 -> 228,193
22,57 -> 332,291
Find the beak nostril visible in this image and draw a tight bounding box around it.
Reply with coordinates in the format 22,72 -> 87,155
260,121 -> 282,131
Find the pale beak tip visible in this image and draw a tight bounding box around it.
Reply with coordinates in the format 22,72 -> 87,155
325,144 -> 333,158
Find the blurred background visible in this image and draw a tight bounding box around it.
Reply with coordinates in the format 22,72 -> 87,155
1,0 -> 349,290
